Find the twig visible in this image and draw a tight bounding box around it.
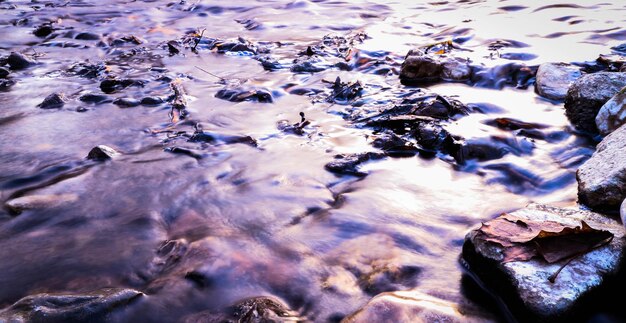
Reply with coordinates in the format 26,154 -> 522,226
191,28 -> 205,52
194,65 -> 225,81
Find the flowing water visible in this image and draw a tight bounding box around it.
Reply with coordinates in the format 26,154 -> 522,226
0,0 -> 624,322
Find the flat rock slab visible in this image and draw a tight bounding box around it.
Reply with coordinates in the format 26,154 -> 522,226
535,62 -> 581,100
0,288 -> 143,322
578,123 -> 626,210
462,204 -> 625,322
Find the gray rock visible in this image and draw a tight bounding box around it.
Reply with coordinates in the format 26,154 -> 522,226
564,72 -> 626,133
37,93 -> 66,109
343,290 -> 493,323
7,52 -> 35,70
87,145 -> 120,161
113,97 -> 141,108
535,63 -> 582,100
0,288 -> 143,322
462,204 -> 625,321
595,86 -> 626,136
577,124 -> 626,210
442,57 -> 471,81
5,194 -> 78,214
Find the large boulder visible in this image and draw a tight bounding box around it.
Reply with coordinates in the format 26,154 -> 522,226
462,204 -> 625,322
0,288 -> 143,322
595,86 -> 626,136
564,72 -> 626,133
535,63 -> 581,100
577,123 -> 626,210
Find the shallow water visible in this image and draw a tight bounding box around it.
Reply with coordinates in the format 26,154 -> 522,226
0,0 -> 624,322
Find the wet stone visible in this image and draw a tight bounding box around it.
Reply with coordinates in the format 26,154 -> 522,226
577,124 -> 626,211
0,288 -> 143,322
87,145 -> 120,161
141,96 -> 164,106
0,67 -> 9,78
595,86 -> 626,136
230,296 -> 300,323
33,24 -> 54,37
564,72 -> 626,133
68,62 -> 108,78
0,79 -> 15,90
75,32 -> 101,40
79,93 -> 112,105
215,87 -> 273,103
400,51 -> 444,84
37,93 -> 66,109
113,97 -> 141,108
462,204 -> 626,322
7,52 -> 35,70
100,78 -> 146,94
535,62 -> 582,100
325,152 -> 385,177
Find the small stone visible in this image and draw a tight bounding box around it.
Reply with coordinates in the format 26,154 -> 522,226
0,67 -> 9,78
86,145 -> 120,161
140,96 -> 164,106
564,72 -> 626,133
595,86 -> 626,136
113,97 -> 141,108
577,124 -> 626,211
7,52 -> 35,70
0,79 -> 15,90
74,32 -> 101,40
400,51 -> 443,84
33,24 -> 54,37
535,62 -> 582,100
79,93 -> 111,105
462,204 -> 626,321
5,194 -> 78,214
37,93 -> 66,109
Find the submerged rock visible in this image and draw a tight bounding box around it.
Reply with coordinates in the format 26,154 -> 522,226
7,52 -> 35,70
535,62 -> 582,100
400,51 -> 444,84
564,72 -> 626,133
0,288 -> 143,322
577,124 -> 626,211
113,97 -> 141,108
0,67 -> 9,78
343,290 -> 490,323
462,204 -> 625,322
87,145 -> 120,161
231,296 -> 300,323
37,93 -> 66,109
325,152 -> 385,177
215,87 -> 273,103
5,194 -> 78,214
595,86 -> 626,136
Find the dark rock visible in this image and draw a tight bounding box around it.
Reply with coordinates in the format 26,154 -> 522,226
290,56 -> 328,73
535,62 -> 582,100
0,79 -> 15,90
100,78 -> 145,94
577,124 -> 626,211
33,24 -> 54,37
188,130 -> 257,147
595,86 -> 626,136
0,288 -> 143,322
471,62 -> 536,89
325,152 -> 385,177
141,96 -> 164,106
113,98 -> 141,108
7,52 -> 35,70
400,51 -> 443,84
164,146 -> 204,159
79,93 -> 112,105
68,62 -> 108,78
462,204 -> 625,322
441,57 -> 472,81
564,72 -> 626,133
75,32 -> 101,40
215,87 -> 273,103
214,37 -> 260,55
277,112 -> 310,136
87,145 -> 120,161
0,67 -> 10,78
37,93 -> 66,109
327,77 -> 363,103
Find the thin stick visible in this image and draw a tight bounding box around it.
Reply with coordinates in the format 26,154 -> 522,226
191,28 -> 205,52
194,65 -> 224,81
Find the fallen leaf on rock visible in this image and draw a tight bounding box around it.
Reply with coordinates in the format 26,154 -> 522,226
475,214 -> 614,282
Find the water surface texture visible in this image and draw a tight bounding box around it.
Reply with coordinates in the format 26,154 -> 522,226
0,0 -> 625,322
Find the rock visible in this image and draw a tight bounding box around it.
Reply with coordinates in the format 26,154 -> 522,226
0,67 -> 9,78
37,93 -> 66,109
5,194 -> 79,214
0,288 -> 143,322
325,152 -> 385,177
79,93 -> 112,105
87,145 -> 120,161
7,52 -> 35,70
231,296 -> 300,323
215,87 -> 273,103
140,96 -> 164,106
535,63 -> 582,100
75,32 -> 101,40
343,290 -> 489,323
400,51 -> 444,84
442,57 -> 472,81
462,204 -> 625,322
564,72 -> 626,133
0,79 -> 15,90
577,124 -> 626,210
113,97 -> 141,108
100,78 -> 145,94
33,24 -> 54,37
595,86 -> 626,136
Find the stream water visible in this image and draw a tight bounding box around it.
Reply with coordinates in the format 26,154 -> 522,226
0,1 -> 625,322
